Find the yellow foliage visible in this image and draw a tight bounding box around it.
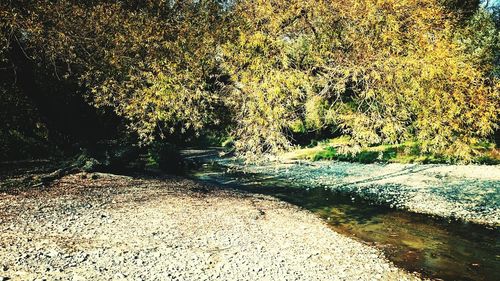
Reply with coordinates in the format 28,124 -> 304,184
223,0 -> 499,159
1,0 -> 498,160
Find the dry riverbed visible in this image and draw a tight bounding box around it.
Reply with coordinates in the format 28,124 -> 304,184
0,173 -> 421,281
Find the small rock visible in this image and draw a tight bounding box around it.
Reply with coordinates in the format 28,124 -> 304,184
47,249 -> 59,258
72,275 -> 85,281
114,273 -> 126,279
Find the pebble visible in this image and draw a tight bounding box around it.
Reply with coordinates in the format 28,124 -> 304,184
72,275 -> 85,281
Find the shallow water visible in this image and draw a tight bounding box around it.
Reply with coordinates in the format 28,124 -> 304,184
189,162 -> 500,281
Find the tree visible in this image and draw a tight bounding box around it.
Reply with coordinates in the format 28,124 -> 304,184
1,0 -> 498,162
222,0 -> 499,160
1,0 -> 232,144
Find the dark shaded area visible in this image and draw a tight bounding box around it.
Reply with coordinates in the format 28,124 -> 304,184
290,128 -> 342,148
442,0 -> 481,19
0,42 -> 187,175
0,42 -> 124,160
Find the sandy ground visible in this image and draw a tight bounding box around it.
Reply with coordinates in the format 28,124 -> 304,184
0,173 -> 420,281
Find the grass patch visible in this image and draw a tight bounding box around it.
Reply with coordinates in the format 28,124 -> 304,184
283,137 -> 500,164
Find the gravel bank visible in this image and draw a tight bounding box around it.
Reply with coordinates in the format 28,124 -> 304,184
0,173 -> 420,281
210,159 -> 500,226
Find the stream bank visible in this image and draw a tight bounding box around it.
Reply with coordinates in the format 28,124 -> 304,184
184,150 -> 500,281
186,152 -> 500,226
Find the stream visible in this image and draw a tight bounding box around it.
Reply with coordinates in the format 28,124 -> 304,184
185,152 -> 500,281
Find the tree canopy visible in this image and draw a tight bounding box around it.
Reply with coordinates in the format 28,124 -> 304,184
1,0 -> 499,161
